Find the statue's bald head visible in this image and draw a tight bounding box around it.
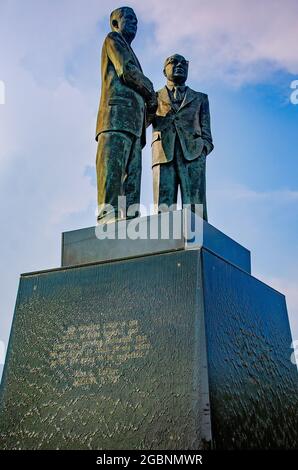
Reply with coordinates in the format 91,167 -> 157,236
163,54 -> 189,85
110,7 -> 138,43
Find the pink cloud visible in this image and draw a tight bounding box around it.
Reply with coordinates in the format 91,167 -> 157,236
136,0 -> 298,83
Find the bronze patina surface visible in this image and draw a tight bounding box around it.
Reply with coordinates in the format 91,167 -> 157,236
95,7 -> 157,222
148,54 -> 214,221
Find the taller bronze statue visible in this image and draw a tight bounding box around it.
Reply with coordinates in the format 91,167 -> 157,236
95,7 -> 157,223
148,54 -> 214,221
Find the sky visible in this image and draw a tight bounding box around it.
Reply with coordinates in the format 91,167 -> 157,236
0,0 -> 297,377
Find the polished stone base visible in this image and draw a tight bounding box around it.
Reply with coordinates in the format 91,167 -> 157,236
0,218 -> 297,449
61,209 -> 251,274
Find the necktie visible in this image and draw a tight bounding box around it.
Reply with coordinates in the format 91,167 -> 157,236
173,86 -> 183,102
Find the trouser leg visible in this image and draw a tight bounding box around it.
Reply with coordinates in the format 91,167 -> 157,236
153,161 -> 179,212
123,136 -> 142,219
176,138 -> 208,221
96,131 -> 133,221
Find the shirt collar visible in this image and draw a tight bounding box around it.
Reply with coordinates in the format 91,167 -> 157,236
166,84 -> 187,93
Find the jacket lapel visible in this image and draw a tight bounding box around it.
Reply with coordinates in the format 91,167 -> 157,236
129,46 -> 142,72
159,86 -> 175,111
178,87 -> 197,111
159,86 -> 198,112
120,34 -> 143,72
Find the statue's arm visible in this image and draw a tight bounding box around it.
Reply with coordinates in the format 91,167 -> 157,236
105,33 -> 157,104
145,92 -> 158,128
200,95 -> 214,156
146,112 -> 155,128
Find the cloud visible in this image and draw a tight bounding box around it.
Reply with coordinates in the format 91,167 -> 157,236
208,184 -> 298,243
0,67 -> 95,221
211,185 -> 298,202
136,0 -> 298,84
0,0 -> 106,86
0,81 -> 5,105
2,0 -> 297,92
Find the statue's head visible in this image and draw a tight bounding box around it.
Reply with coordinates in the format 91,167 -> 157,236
163,54 -> 189,85
110,7 -> 138,43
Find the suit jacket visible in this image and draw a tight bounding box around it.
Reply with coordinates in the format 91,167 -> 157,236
150,86 -> 214,166
96,32 -> 154,148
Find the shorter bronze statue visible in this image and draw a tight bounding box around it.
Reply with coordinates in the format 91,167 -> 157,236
148,54 -> 214,221
95,7 -> 157,223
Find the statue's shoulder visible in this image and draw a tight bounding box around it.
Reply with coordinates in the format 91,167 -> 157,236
188,88 -> 208,100
105,31 -> 125,45
157,86 -> 167,95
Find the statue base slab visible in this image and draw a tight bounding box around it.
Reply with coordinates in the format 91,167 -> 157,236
0,214 -> 297,449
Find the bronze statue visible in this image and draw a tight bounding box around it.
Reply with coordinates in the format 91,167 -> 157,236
95,7 -> 157,223
148,54 -> 214,221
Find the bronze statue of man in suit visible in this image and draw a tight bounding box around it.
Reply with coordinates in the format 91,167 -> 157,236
149,54 -> 214,221
96,7 -> 157,223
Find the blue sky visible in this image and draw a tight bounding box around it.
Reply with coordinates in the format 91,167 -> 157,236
0,0 -> 298,375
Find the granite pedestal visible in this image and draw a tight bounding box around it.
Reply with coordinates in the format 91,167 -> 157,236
0,210 -> 297,449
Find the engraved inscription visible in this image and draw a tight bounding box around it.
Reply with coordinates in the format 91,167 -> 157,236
49,320 -> 151,387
